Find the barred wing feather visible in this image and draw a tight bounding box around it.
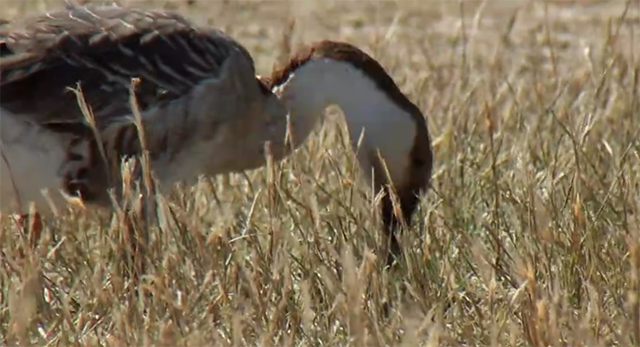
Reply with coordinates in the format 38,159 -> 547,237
0,4 -> 256,130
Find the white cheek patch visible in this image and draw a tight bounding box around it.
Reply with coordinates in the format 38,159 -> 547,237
269,58 -> 418,192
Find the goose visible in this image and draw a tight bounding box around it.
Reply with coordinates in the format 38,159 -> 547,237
0,4 -> 433,265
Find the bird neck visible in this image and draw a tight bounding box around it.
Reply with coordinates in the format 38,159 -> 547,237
272,58 -> 417,188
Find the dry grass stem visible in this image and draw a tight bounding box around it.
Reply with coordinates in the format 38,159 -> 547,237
1,0 -> 639,346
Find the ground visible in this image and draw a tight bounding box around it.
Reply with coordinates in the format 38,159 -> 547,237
1,0 -> 639,346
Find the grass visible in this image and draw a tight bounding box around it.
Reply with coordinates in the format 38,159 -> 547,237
1,0 -> 640,346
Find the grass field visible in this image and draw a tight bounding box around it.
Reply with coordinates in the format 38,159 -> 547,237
1,0 -> 640,346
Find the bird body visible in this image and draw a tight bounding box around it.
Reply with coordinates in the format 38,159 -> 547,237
1,4 -> 433,264
0,4 -> 288,216
1,109 -> 71,215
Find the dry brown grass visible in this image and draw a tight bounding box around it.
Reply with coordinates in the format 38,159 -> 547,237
2,0 -> 640,346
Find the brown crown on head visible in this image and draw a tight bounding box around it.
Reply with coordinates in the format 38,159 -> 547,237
263,40 -> 434,265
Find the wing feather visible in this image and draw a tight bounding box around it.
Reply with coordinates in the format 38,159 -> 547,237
0,4 -> 256,133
